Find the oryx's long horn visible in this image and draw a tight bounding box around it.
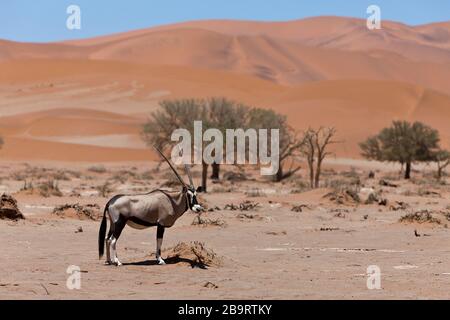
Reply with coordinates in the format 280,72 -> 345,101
153,146 -> 187,187
184,164 -> 194,188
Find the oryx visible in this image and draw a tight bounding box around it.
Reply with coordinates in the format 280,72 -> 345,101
98,148 -> 203,266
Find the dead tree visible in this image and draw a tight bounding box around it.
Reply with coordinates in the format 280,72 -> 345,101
434,149 -> 450,180
301,127 -> 338,189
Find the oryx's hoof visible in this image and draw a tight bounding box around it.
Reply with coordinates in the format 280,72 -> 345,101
113,260 -> 123,267
157,258 -> 166,265
104,261 -> 113,266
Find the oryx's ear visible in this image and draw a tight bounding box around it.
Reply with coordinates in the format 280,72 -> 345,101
196,186 -> 204,193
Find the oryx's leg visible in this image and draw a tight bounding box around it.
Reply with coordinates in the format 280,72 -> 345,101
156,224 -> 166,265
110,215 -> 127,267
105,229 -> 113,265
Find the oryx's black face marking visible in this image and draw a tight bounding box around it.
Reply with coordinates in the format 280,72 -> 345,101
186,187 -> 202,213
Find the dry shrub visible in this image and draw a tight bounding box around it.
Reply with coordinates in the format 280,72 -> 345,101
291,204 -> 310,212
204,282 -> 219,289
38,180 -> 63,197
139,171 -> 153,180
290,180 -> 310,194
0,194 -> 24,220
53,203 -> 101,220
265,230 -> 287,235
245,188 -> 267,198
320,227 -> 340,232
160,241 -> 223,269
236,212 -> 263,220
390,201 -> 409,211
20,180 -> 63,197
379,179 -> 398,188
96,181 -> 114,198
211,186 -> 233,193
192,215 -> 227,228
112,170 -> 137,183
324,177 -> 360,192
381,172 -> 402,181
323,189 -> 360,205
224,201 -> 260,211
399,210 -> 441,225
364,192 -> 388,206
418,188 -> 441,198
88,165 -> 107,174
329,208 -> 350,218
161,176 -> 182,188
11,167 -> 79,181
341,168 -> 361,180
52,170 -> 81,181
223,171 -> 247,182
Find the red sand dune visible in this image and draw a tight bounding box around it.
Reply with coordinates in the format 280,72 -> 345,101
0,17 -> 449,162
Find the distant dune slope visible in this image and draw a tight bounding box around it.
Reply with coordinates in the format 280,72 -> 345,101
1,17 -> 450,92
0,17 -> 449,162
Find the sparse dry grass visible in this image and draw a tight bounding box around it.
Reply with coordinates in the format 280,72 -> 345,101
10,167 -> 81,182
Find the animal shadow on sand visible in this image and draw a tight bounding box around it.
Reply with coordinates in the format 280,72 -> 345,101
124,257 -> 209,269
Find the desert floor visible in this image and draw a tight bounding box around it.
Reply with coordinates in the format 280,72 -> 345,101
1,160 -> 450,300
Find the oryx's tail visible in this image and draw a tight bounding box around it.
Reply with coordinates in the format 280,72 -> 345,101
98,205 -> 108,259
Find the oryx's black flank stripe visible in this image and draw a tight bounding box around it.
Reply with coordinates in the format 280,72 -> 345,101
128,216 -> 158,228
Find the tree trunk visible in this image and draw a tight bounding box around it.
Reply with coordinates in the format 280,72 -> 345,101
275,165 -> 284,182
211,162 -> 220,180
308,160 -> 315,189
438,167 -> 443,180
314,160 -> 322,189
404,162 -> 411,179
202,162 -> 209,193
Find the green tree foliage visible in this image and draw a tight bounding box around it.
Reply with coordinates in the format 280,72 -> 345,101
142,98 -> 303,190
142,98 -> 255,191
360,121 -> 440,179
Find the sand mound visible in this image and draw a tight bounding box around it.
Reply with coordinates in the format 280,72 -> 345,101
0,194 -> 24,220
52,203 -> 101,220
162,241 -> 223,268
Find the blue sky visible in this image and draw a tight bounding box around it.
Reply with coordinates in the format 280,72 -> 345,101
1,0 -> 449,42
